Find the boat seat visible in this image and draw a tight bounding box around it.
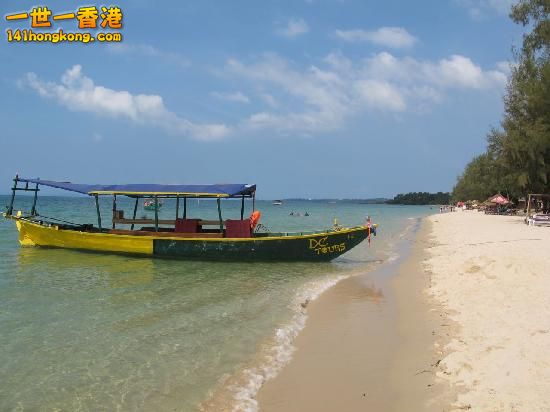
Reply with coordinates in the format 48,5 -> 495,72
225,219 -> 252,238
175,218 -> 201,233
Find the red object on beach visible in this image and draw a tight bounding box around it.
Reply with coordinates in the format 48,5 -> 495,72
488,194 -> 510,205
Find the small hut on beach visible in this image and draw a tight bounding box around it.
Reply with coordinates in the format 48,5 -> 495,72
484,194 -> 511,215
526,194 -> 550,226
526,194 -> 550,216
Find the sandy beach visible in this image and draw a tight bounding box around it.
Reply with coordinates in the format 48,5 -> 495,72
257,218 -> 451,411
257,211 -> 550,411
427,211 -> 550,411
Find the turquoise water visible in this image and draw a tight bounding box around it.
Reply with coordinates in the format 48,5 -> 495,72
0,195 -> 433,411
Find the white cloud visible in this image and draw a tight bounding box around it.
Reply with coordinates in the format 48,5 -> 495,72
335,27 -> 417,48
107,43 -> 191,68
362,52 -> 507,89
324,52 -> 353,73
227,54 -> 352,134
260,93 -> 279,108
495,60 -> 515,77
23,65 -> 229,141
436,55 -> 505,88
456,0 -> 514,18
224,51 -> 507,135
22,53 -> 509,141
276,18 -> 309,38
355,80 -> 406,111
210,91 -> 250,103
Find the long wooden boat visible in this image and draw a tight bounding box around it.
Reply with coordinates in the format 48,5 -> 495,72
3,176 -> 377,262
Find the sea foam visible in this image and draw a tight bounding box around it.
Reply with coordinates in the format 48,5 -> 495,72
229,274 -> 347,412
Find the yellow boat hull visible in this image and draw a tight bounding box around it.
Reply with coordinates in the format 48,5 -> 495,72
15,219 -> 153,255
11,217 -> 371,261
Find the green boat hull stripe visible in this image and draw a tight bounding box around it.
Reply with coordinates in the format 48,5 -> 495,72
152,230 -> 369,261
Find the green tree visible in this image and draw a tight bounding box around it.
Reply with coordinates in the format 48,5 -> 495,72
453,0 -> 550,200
499,57 -> 550,193
510,0 -> 550,59
387,192 -> 451,205
452,154 -> 501,201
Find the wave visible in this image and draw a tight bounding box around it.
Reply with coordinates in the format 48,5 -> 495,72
228,273 -> 347,411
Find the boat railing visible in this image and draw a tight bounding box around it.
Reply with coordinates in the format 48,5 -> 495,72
254,227 -> 353,237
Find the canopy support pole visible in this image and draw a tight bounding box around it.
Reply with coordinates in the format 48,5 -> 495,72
7,174 -> 18,216
252,193 -> 256,212
175,196 -> 180,220
154,196 -> 159,232
30,182 -> 39,216
112,194 -> 117,229
131,197 -> 139,230
95,195 -> 102,231
217,197 -> 223,233
240,195 -> 245,220
183,198 -> 187,219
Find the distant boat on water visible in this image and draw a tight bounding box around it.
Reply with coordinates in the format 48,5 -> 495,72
272,200 -> 283,206
144,199 -> 163,211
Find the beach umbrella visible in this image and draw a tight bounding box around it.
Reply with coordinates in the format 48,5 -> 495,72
488,194 -> 510,205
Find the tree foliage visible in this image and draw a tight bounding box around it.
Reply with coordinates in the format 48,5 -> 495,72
453,0 -> 550,201
510,0 -> 550,59
387,192 -> 451,205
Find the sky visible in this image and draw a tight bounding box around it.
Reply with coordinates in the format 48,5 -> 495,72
0,0 -> 525,199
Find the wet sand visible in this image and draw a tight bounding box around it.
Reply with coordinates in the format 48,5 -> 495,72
257,219 -> 453,411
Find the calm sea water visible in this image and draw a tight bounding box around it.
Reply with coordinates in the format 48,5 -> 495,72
0,195 -> 433,411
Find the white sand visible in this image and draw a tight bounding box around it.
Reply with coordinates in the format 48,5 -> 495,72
427,211 -> 550,411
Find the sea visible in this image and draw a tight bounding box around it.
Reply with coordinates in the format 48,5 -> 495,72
0,194 -> 433,411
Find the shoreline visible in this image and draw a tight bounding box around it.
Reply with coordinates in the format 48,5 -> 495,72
256,216 -> 453,411
199,218 -> 421,411
255,211 -> 550,412
200,215 -> 426,411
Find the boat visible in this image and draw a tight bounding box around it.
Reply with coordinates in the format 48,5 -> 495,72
3,176 -> 377,262
272,200 -> 283,206
144,199 -> 162,211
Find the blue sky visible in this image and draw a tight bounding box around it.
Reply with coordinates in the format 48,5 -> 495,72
1,0 -> 524,198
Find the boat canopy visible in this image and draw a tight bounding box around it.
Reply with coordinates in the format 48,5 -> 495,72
17,178 -> 256,198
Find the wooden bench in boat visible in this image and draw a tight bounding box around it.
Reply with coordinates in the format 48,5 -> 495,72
107,229 -> 223,238
112,218 -> 225,227
110,216 -> 251,238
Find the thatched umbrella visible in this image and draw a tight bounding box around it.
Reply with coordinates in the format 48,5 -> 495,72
487,194 -> 510,205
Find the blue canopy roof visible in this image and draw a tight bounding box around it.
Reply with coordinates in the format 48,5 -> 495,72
18,178 -> 256,197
